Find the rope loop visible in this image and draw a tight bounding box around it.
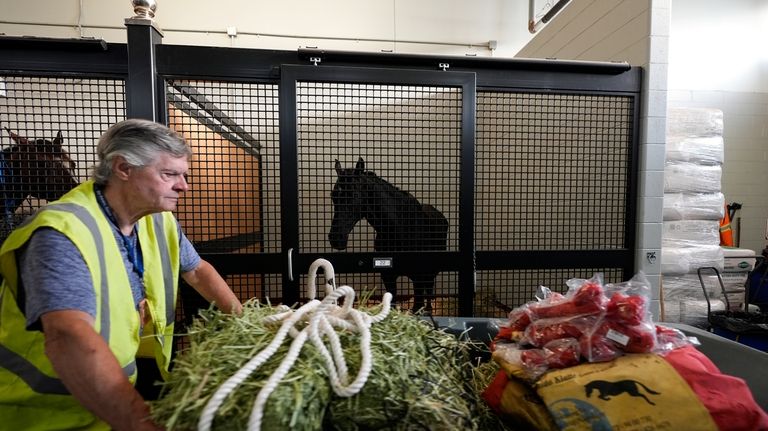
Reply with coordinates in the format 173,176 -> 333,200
198,258 -> 393,431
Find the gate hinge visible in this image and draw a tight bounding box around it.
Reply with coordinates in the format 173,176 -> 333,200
438,62 -> 450,71
309,56 -> 322,66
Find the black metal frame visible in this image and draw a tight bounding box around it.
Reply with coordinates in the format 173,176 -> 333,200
0,28 -> 642,315
278,64 -> 476,310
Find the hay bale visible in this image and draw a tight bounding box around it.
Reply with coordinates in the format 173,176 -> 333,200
151,300 -> 507,430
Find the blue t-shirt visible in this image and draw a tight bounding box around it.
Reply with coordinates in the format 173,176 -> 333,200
19,222 -> 200,331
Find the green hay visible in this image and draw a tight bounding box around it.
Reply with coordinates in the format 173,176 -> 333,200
151,300 -> 504,430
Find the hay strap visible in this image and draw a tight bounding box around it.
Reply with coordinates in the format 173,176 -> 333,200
197,258 -> 393,431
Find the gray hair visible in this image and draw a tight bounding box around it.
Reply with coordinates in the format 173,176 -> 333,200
93,119 -> 192,185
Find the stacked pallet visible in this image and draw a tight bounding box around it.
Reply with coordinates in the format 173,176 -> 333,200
661,108 -> 726,328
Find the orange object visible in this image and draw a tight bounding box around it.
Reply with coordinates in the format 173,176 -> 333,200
720,204 -> 734,246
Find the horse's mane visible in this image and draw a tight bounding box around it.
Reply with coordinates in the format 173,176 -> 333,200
361,170 -> 424,211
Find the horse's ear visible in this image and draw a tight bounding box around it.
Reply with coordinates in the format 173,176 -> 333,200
5,128 -> 29,145
335,159 -> 342,176
53,131 -> 63,146
355,157 -> 365,174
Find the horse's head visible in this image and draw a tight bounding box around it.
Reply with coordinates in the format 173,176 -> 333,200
328,157 -> 366,250
4,127 -> 79,202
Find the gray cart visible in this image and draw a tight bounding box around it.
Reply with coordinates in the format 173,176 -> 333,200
431,317 -> 768,412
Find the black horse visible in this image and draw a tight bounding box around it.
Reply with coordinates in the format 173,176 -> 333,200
328,157 -> 448,312
1,127 -> 78,230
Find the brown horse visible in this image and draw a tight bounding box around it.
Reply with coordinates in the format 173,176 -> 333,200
1,127 -> 78,232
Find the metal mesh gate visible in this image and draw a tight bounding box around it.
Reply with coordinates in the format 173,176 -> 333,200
0,75 -> 125,242
165,79 -> 282,307
296,81 -> 462,315
474,91 -> 635,315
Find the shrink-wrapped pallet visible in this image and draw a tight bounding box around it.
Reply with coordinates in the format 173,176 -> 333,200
663,274 -> 721,300
661,107 -> 727,324
661,245 -> 724,276
665,135 -> 724,165
662,298 -> 726,328
666,107 -> 724,137
664,162 -> 722,193
662,220 -> 721,248
663,192 -> 725,221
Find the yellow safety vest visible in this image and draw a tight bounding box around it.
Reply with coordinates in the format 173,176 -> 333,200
0,180 -> 180,430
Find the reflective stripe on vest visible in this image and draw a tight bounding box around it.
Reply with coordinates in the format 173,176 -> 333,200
0,344 -> 68,395
0,344 -> 136,396
151,213 -> 175,327
38,203 -> 110,341
0,202 -> 155,393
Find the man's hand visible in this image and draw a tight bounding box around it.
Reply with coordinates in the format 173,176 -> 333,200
182,259 -> 243,315
41,310 -> 163,430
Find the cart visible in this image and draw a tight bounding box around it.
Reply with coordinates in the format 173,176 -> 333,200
697,266 -> 768,352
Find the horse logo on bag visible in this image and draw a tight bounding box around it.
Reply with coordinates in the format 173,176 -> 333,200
585,379 -> 661,406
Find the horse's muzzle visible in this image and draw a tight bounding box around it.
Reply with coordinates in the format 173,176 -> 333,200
328,231 -> 348,250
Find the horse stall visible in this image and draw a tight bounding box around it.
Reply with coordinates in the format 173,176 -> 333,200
0,74 -> 125,239
0,34 -> 640,331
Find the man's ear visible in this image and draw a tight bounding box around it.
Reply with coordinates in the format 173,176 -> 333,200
112,156 -> 133,181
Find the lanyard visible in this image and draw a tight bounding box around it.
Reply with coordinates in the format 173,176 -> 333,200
94,186 -> 144,278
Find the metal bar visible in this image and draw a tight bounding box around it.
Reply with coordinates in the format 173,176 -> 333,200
166,91 -> 261,155
0,21 -> 493,50
125,20 -> 162,121
168,83 -> 262,152
279,66 -> 300,305
476,250 -> 635,270
458,74 -> 477,317
297,48 -> 631,74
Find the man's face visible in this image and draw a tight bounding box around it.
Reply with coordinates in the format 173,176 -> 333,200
129,152 -> 190,213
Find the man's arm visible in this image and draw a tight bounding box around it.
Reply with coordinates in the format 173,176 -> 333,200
41,310 -> 162,431
181,259 -> 242,315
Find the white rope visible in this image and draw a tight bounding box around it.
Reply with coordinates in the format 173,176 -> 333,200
197,258 -> 392,431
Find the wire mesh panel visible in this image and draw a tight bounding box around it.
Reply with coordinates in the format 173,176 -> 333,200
474,268 -> 626,318
166,79 -> 281,304
475,91 -> 633,251
0,75 -> 125,242
295,81 -> 462,315
474,91 -> 635,312
296,271 -> 461,316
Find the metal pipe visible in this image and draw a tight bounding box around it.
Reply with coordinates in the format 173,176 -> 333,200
0,20 -> 493,50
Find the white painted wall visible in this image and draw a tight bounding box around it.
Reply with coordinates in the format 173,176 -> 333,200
517,0 -> 669,319
668,0 -> 768,255
0,0 -> 533,58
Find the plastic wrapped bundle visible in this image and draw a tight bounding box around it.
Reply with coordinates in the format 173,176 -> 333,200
664,162 -> 722,193
663,192 -> 725,221
662,298 -> 726,329
663,274 -> 722,300
492,273 -> 657,380
667,107 -> 724,137
665,135 -> 724,165
661,245 -> 724,275
662,220 -> 720,248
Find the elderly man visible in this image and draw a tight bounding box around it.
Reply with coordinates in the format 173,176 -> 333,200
0,119 -> 242,430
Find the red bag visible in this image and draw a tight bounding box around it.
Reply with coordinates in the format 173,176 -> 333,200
664,345 -> 768,431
